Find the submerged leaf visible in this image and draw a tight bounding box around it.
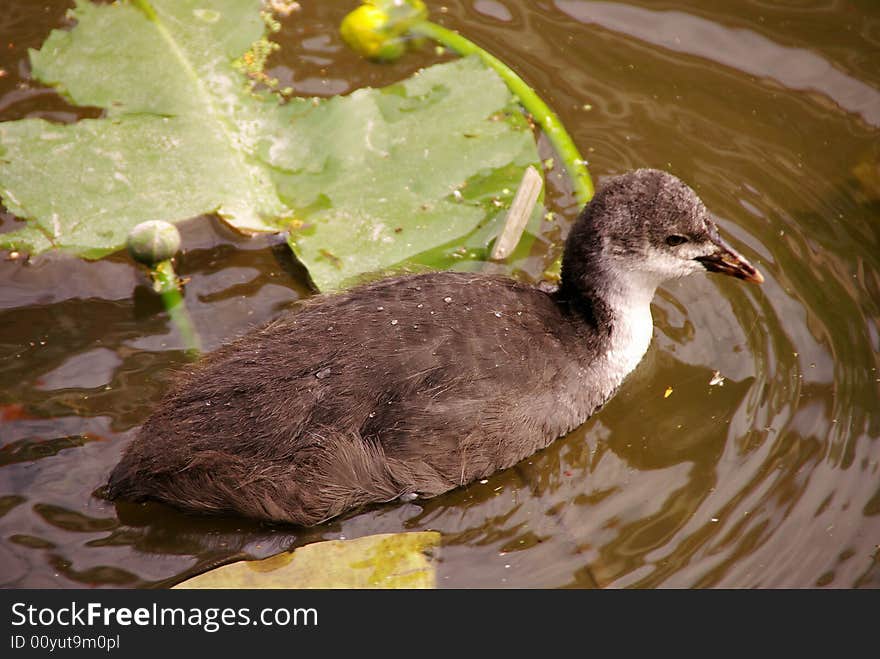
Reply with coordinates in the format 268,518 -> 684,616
174,531 -> 440,589
0,0 -> 541,290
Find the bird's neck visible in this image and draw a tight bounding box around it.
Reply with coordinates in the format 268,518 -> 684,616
596,270 -> 657,380
558,240 -> 659,382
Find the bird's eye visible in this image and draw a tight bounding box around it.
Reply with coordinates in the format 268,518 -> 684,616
666,235 -> 688,246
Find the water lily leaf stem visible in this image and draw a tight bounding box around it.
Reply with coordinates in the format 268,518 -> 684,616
152,260 -> 202,357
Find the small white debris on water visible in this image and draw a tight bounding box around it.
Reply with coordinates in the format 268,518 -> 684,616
709,371 -> 725,386
494,311 -> 502,318
193,8 -> 220,22
491,166 -> 543,260
444,296 -> 452,303
3,189 -> 20,206
113,171 -> 131,186
391,319 -> 398,325
363,119 -> 388,157
479,479 -> 488,484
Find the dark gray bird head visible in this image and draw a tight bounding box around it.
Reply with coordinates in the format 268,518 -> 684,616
562,169 -> 763,292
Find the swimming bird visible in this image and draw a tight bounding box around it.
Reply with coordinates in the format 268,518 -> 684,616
106,169 -> 763,525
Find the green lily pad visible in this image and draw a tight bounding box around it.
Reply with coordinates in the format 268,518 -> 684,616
174,531 -> 441,589
0,0 -> 290,258
276,58 -> 541,289
0,0 -> 542,290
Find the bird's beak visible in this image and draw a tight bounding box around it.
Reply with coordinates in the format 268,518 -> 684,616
696,235 -> 764,284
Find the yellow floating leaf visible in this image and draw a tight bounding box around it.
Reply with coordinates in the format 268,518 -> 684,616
664,386 -> 673,398
174,531 -> 440,589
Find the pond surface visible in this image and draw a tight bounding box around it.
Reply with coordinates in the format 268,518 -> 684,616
1,0 -> 878,588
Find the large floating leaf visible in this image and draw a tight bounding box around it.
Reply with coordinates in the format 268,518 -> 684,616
0,0 -> 289,258
174,532 -> 440,589
274,58 -> 541,289
0,0 -> 541,289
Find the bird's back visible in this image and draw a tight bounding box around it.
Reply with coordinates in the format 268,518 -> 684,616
107,271 -> 611,524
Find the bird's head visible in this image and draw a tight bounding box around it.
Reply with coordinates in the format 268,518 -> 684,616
563,169 -> 763,291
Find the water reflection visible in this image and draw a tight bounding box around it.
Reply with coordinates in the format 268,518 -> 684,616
554,0 -> 880,127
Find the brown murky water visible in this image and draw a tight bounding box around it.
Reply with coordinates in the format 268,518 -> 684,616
1,0 -> 878,588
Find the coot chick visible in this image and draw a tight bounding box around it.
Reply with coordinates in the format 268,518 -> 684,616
107,169 -> 763,525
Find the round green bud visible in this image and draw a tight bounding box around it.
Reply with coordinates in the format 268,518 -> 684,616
127,220 -> 181,265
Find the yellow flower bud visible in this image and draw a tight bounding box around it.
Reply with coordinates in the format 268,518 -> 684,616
340,1 -> 428,61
